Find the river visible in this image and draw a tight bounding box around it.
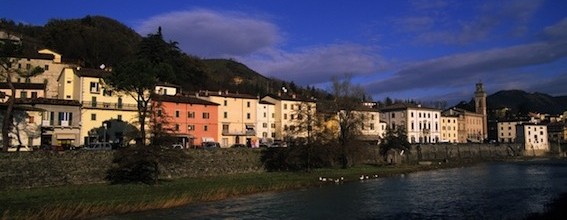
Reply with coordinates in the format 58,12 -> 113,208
103,159 -> 567,219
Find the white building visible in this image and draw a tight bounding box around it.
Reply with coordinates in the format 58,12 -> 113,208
516,124 -> 549,156
256,100 -> 276,146
380,103 -> 441,144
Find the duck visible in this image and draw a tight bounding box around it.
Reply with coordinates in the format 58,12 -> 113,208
359,175 -> 365,180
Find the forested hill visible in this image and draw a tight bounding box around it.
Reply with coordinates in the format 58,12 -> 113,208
1,16 -> 329,99
487,90 -> 567,115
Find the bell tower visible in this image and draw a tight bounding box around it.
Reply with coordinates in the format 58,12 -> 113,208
474,83 -> 487,140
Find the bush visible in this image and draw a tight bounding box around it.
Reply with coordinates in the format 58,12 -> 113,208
106,144 -> 187,185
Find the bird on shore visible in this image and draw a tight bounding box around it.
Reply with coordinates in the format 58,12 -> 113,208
373,174 -> 378,178
359,175 -> 365,180
340,177 -> 344,181
319,177 -> 327,182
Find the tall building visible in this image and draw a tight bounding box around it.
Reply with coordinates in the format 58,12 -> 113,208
474,82 -> 488,140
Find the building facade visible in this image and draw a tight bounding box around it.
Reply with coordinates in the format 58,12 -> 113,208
516,124 -> 549,156
440,115 -> 459,143
256,100 -> 276,146
380,103 -> 441,144
152,94 -> 219,148
261,94 -> 317,142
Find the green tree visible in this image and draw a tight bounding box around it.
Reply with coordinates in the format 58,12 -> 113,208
379,126 -> 411,157
105,30 -> 176,146
0,34 -> 43,151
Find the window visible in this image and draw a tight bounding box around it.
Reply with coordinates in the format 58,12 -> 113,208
247,101 -> 250,108
263,112 -> 267,118
91,97 -> 97,107
284,104 -> 287,110
411,112 -> 414,117
175,124 -> 180,131
204,125 -> 208,131
391,113 -> 395,118
272,113 -> 275,118
222,124 -> 229,132
20,91 -> 27,98
371,114 -> 375,120
117,97 -> 123,109
271,123 -> 275,128
188,125 -> 195,131
157,110 -> 162,116
18,63 -> 21,69
246,113 -> 250,119
28,116 -> 34,123
223,100 -> 227,106
291,114 -> 294,120
271,132 -> 276,138
58,112 -> 73,126
90,82 -> 100,93
284,114 -> 287,120
175,111 -> 180,118
91,113 -> 96,121
26,63 -> 31,70
188,112 -> 195,118
30,92 -> 37,99
203,112 -> 210,119
44,65 -> 49,70
223,112 -> 228,119
117,115 -> 122,121
263,123 -> 268,128
370,123 -> 375,130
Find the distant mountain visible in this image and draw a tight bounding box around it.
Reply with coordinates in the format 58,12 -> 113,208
487,90 -> 567,115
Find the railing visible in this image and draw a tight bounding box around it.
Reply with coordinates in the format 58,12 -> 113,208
82,101 -> 137,111
222,129 -> 256,136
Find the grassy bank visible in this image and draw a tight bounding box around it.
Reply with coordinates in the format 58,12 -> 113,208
1,160 -> 480,220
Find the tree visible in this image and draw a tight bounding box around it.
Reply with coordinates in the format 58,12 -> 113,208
329,75 -> 367,168
0,33 -> 43,151
379,126 -> 411,157
105,30 -> 175,146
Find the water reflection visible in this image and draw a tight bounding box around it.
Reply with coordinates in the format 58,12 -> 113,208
103,160 -> 567,220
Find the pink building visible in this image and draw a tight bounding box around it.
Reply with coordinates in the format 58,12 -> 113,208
152,95 -> 219,148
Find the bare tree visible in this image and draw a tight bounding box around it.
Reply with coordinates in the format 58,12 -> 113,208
329,75 -> 367,168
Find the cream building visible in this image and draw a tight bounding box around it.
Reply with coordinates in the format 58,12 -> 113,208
517,124 -> 549,156
196,91 -> 258,148
443,108 -> 484,143
13,49 -> 74,98
58,67 -> 139,145
355,107 -> 384,143
261,94 -> 317,141
497,121 -> 526,143
380,103 -> 441,144
256,100 -> 276,145
440,115 -> 459,143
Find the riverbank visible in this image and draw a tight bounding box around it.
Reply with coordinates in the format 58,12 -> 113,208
0,159 -> 498,219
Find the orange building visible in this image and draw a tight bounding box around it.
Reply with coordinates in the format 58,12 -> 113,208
152,94 -> 219,148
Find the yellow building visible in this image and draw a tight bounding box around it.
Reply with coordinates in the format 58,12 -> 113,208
58,67 -> 139,145
440,115 -> 459,143
443,108 -> 484,143
261,94 -> 317,141
196,90 -> 258,148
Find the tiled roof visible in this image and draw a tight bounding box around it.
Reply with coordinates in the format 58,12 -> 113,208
74,67 -> 111,78
379,103 -> 441,112
152,94 -> 220,106
197,90 -> 258,100
15,98 -> 81,106
263,93 -> 317,102
0,82 -> 45,90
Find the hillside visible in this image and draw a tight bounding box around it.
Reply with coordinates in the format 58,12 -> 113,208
487,90 -> 567,115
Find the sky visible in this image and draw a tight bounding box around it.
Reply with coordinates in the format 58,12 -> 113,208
2,0 -> 567,104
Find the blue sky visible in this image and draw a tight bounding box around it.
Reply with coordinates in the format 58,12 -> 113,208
3,0 -> 567,104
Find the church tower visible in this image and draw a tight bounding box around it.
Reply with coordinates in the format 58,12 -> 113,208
474,83 -> 487,140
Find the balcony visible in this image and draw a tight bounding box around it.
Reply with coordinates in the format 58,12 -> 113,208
222,129 -> 256,136
82,101 -> 137,111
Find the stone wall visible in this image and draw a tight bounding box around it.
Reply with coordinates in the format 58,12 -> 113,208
407,143 -> 522,162
0,149 -> 263,190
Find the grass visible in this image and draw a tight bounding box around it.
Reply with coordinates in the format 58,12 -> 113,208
0,160 -> 478,220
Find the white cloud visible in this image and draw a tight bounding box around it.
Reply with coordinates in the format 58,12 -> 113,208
136,9 -> 281,57
239,44 -> 387,85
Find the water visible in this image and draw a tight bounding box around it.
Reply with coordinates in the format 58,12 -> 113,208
103,159 -> 567,219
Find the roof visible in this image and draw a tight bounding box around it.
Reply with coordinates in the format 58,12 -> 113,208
263,93 -> 317,103
198,90 -> 258,100
152,94 -> 220,106
442,107 -> 483,117
0,82 -> 46,90
379,103 -> 441,112
74,67 -> 111,78
0,103 -> 45,112
259,100 -> 275,105
15,98 -> 81,106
